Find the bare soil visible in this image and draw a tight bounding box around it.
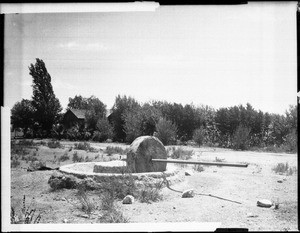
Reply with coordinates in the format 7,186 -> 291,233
10,140 -> 298,231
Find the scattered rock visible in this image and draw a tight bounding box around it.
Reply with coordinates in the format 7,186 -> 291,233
213,170 -> 217,173
283,178 -> 287,181
185,171 -> 193,176
182,189 -> 195,198
122,195 -> 134,204
173,206 -> 176,209
247,212 -> 258,218
257,199 -> 273,208
62,219 -> 68,223
277,180 -> 283,183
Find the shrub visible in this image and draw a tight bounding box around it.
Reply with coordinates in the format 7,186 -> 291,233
193,164 -> 204,172
105,146 -> 128,156
11,195 -> 41,224
272,162 -> 297,175
25,151 -> 39,163
58,151 -> 70,162
74,142 -> 97,152
280,130 -> 297,153
193,127 -> 205,147
93,118 -> 114,142
98,207 -> 129,223
168,147 -> 193,160
47,140 -> 62,149
155,117 -> 177,145
72,151 -> 84,163
138,181 -> 164,203
75,183 -> 95,216
232,125 -> 251,150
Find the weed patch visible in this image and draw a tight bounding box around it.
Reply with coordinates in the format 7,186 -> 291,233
72,151 -> 84,163
272,162 -> 297,176
168,147 -> 193,160
11,195 -> 41,224
47,140 -> 63,149
105,146 -> 129,156
74,142 -> 97,152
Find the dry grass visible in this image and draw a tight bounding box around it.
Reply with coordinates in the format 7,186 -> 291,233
11,195 -> 41,224
272,162 -> 297,176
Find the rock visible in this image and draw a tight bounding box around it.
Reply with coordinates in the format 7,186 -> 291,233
185,170 -> 193,176
182,189 -> 195,198
126,136 -> 168,173
247,212 -> 258,218
122,195 -> 134,204
63,219 -> 68,223
277,180 -> 283,183
257,199 -> 273,208
213,170 -> 217,173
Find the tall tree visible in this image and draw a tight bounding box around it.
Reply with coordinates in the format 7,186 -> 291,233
29,58 -> 62,135
110,95 -> 140,142
11,99 -> 35,136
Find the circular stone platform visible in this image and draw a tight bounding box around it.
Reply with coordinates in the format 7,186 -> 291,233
59,160 -> 181,184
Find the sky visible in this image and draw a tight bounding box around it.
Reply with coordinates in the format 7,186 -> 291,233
4,2 -> 297,115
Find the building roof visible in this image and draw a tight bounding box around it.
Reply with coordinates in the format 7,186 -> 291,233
68,108 -> 87,119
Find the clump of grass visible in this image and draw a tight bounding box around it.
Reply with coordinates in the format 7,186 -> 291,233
72,151 -> 84,163
47,140 -> 62,149
167,146 -> 193,160
193,164 -> 204,172
98,208 -> 130,223
105,146 -> 129,156
75,184 -> 95,217
58,151 -> 70,162
138,181 -> 164,204
11,141 -> 30,156
214,157 -> 225,162
272,162 -> 297,176
74,142 -> 97,152
11,195 -> 41,224
94,154 -> 100,160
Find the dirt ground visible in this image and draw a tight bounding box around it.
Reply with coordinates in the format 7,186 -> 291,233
9,140 -> 298,231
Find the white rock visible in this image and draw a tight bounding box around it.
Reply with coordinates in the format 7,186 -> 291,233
122,195 -> 134,204
257,199 -> 273,208
182,189 -> 195,198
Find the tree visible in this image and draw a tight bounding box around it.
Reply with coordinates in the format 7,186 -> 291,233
67,95 -> 107,132
29,58 -> 62,136
92,117 -> 113,142
232,125 -> 251,150
193,127 -> 205,147
11,99 -> 35,136
67,95 -> 89,110
155,117 -> 177,145
109,95 -> 140,142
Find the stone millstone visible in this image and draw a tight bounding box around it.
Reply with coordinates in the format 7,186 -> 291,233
126,136 -> 167,173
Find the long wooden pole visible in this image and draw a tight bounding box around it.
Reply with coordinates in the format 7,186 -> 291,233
151,159 -> 248,168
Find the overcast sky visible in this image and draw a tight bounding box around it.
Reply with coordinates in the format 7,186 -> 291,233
4,2 -> 297,115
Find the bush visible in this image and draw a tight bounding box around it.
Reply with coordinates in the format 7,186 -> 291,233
58,151 -> 70,162
155,117 -> 177,145
74,142 -> 97,152
193,127 -> 205,147
72,151 -> 84,163
93,118 -> 114,142
138,181 -> 164,203
47,140 -> 62,149
281,130 -> 297,153
272,162 -> 297,175
193,164 -> 204,172
232,125 -> 251,150
167,147 -> 193,160
11,195 -> 41,224
105,146 -> 128,156
75,184 -> 95,216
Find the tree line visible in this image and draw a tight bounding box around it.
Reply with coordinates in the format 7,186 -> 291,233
11,58 -> 297,152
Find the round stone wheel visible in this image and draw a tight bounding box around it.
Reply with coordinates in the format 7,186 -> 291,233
126,136 -> 167,173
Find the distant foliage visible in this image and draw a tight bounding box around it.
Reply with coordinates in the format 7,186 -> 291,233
168,146 -> 193,160
193,127 -> 205,147
155,117 -> 178,145
232,125 -> 251,150
47,140 -> 62,149
92,118 -> 113,142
